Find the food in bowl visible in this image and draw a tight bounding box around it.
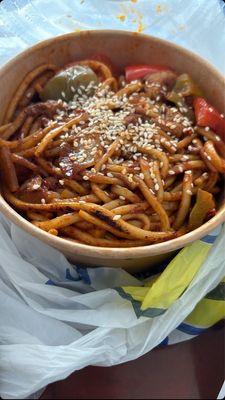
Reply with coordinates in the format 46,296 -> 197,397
0,58 -> 224,248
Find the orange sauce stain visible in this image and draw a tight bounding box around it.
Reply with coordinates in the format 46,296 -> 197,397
117,3 -> 145,33
117,14 -> 126,22
137,20 -> 144,33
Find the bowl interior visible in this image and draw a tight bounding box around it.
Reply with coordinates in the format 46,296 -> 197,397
0,30 -> 225,262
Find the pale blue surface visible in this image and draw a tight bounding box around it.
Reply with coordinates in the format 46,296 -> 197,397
0,2 -> 225,398
0,0 -> 225,73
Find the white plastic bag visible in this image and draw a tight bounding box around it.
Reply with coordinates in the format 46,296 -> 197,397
0,0 -> 225,398
0,216 -> 224,399
0,0 -> 225,72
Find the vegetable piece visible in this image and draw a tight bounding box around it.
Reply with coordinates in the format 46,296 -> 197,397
125,64 -> 173,82
166,74 -> 202,119
171,73 -> 203,97
193,97 -> 225,141
188,188 -> 215,230
166,92 -> 194,121
166,91 -> 185,107
40,65 -> 98,102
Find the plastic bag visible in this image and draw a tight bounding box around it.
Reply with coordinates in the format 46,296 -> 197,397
0,214 -> 224,399
0,0 -> 225,72
0,0 -> 225,398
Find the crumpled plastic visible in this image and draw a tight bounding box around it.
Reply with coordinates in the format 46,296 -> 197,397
0,0 -> 225,72
0,214 -> 224,399
0,0 -> 225,399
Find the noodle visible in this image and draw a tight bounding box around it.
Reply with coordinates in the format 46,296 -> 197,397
3,64 -> 57,123
0,59 -> 224,247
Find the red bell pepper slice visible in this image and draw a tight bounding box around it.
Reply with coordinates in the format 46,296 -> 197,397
125,64 -> 173,82
193,97 -> 225,141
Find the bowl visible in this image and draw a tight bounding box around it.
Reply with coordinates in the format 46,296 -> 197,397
0,30 -> 225,273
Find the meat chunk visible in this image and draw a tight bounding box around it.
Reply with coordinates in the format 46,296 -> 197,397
144,71 -> 177,100
42,177 -> 58,191
26,100 -> 67,119
159,107 -> 193,136
123,114 -> 143,126
20,175 -> 43,192
18,175 -> 59,203
145,71 -> 177,89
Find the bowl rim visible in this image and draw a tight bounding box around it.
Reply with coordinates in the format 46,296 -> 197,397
0,29 -> 225,259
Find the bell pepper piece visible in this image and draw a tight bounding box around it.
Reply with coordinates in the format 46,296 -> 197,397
188,188 -> 215,230
125,64 -> 173,82
193,97 -> 225,141
172,73 -> 203,97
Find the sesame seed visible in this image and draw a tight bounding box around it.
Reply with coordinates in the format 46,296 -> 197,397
139,173 -> 145,179
113,214 -> 122,221
185,170 -> 192,175
119,196 -> 125,200
186,189 -> 192,195
32,184 -> 40,190
155,183 -> 159,191
205,126 -> 210,131
59,180 -> 64,185
65,171 -> 72,176
41,198 -> 46,204
83,176 -> 89,181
